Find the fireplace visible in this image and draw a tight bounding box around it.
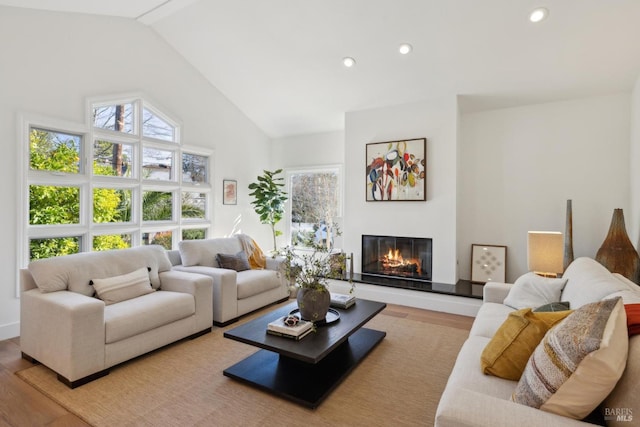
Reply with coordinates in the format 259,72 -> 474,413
361,235 -> 432,282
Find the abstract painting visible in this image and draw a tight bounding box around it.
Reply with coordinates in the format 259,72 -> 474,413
366,138 -> 426,201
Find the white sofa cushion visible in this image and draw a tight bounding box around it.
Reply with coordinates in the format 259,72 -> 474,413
444,335 -> 517,399
503,273 -> 567,310
28,245 -> 172,296
561,257 -> 629,308
104,291 -> 195,344
469,302 -> 514,338
612,273 -> 639,291
236,269 -> 283,299
179,237 -> 243,267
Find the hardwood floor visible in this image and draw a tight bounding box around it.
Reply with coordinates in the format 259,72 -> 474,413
0,304 -> 473,426
0,338 -> 90,427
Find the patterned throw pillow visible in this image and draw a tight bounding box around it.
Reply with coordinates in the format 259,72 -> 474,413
91,267 -> 155,305
216,251 -> 251,272
481,308 -> 573,380
513,297 -> 628,419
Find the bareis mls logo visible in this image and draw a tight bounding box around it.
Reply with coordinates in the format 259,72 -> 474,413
604,407 -> 633,422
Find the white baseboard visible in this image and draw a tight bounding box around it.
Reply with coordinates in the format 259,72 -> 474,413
0,322 -> 20,341
328,280 -> 482,318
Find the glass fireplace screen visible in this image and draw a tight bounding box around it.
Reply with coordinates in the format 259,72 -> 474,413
361,235 -> 432,281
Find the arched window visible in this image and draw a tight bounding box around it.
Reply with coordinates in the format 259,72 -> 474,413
18,93 -> 212,268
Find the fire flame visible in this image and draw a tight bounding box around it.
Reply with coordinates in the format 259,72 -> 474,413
382,248 -> 421,274
387,248 -> 403,264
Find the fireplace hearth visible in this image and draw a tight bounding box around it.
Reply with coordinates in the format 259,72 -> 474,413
362,235 -> 432,282
354,234 -> 481,299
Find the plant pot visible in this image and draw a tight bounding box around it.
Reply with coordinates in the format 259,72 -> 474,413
288,285 -> 300,299
296,287 -> 331,321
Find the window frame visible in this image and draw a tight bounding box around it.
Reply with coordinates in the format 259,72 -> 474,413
284,164 -> 343,249
17,93 -> 213,296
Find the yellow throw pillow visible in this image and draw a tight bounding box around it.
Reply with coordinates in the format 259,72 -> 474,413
481,308 -> 572,380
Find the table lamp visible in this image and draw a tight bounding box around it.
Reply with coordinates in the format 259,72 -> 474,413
527,231 -> 564,277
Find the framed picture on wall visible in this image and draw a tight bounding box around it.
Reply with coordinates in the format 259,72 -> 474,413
470,244 -> 507,283
365,138 -> 426,201
223,179 -> 237,205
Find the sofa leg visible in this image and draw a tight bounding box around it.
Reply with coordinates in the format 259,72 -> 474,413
21,352 -> 39,364
213,318 -> 239,327
188,327 -> 212,339
57,369 -> 109,389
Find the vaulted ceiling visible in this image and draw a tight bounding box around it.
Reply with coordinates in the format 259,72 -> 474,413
3,0 -> 640,138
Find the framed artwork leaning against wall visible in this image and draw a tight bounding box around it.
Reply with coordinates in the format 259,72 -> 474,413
471,244 -> 507,283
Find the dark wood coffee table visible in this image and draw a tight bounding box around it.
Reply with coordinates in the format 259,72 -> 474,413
223,299 -> 386,408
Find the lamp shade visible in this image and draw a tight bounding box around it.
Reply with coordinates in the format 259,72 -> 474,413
527,231 -> 564,275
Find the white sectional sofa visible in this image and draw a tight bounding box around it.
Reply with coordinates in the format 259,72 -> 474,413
169,236 -> 289,325
20,245 -> 213,388
435,257 -> 640,426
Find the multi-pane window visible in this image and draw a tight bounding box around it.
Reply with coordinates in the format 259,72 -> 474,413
143,107 -> 176,142
93,140 -> 133,177
29,185 -> 81,225
182,192 -> 206,219
93,103 -> 134,134
142,147 -> 174,181
287,166 -> 341,248
142,191 -> 174,221
182,228 -> 207,240
92,187 -> 132,223
21,95 -> 212,263
93,234 -> 131,251
30,128 -> 82,173
182,153 -> 207,184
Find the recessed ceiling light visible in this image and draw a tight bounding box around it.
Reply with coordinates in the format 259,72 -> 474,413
529,7 -> 548,23
343,57 -> 356,67
399,43 -> 413,55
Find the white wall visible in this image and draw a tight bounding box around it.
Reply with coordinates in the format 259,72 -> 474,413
271,131 -> 345,248
458,94 -> 631,282
272,131 -> 344,168
630,76 -> 640,247
344,98 -> 459,284
0,7 -> 271,339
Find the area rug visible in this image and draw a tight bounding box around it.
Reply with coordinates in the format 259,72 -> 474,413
16,308 -> 469,427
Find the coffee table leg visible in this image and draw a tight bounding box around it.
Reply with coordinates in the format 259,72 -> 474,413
223,327 -> 386,408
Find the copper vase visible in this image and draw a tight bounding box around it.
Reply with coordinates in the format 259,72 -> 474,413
595,208 -> 640,284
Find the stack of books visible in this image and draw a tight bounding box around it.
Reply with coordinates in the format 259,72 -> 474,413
330,292 -> 356,309
267,316 -> 313,340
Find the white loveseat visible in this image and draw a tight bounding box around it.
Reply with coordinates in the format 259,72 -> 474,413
20,245 -> 213,388
169,236 -> 289,325
435,257 -> 640,426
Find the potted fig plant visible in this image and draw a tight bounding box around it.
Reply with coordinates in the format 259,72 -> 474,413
248,169 -> 288,253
